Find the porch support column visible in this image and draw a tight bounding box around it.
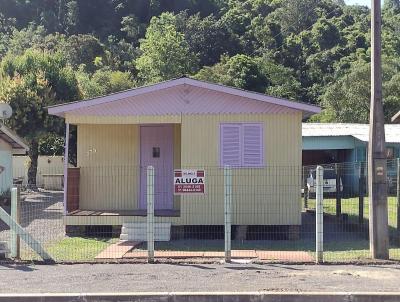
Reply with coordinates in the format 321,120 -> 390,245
63,123 -> 70,215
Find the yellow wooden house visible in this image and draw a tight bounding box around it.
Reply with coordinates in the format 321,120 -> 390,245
48,77 -> 320,239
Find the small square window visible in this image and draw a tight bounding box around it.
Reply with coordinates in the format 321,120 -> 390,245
153,147 -> 160,158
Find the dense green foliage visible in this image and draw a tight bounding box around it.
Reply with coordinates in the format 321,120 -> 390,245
0,0 -> 400,181
0,49 -> 80,183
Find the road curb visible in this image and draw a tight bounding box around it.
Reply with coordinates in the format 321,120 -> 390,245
0,292 -> 400,302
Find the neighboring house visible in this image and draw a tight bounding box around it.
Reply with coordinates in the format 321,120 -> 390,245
0,124 -> 28,194
48,77 -> 320,239
302,123 -> 400,165
302,123 -> 400,195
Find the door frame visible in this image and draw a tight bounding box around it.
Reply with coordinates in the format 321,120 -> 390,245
139,124 -> 174,210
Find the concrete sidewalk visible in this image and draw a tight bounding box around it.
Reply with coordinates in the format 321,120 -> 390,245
1,263 -> 400,294
1,292 -> 400,302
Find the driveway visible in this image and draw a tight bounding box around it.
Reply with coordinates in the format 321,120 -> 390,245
0,191 -> 64,253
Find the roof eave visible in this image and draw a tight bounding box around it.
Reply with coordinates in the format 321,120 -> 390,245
182,78 -> 321,115
12,148 -> 29,155
0,124 -> 30,151
302,109 -> 321,119
47,77 -> 321,118
47,78 -> 188,116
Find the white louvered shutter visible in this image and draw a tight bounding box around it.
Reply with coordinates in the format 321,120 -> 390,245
220,124 -> 241,167
242,123 -> 263,167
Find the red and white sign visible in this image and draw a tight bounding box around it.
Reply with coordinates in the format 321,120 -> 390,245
174,169 -> 205,194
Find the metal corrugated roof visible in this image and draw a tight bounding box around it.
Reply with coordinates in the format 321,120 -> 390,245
302,123 -> 400,144
66,85 -> 299,117
48,77 -> 321,118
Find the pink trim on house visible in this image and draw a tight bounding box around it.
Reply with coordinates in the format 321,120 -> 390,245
61,86 -> 299,117
48,78 -> 321,118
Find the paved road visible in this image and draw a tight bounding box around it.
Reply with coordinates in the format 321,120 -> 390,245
1,263 -> 400,293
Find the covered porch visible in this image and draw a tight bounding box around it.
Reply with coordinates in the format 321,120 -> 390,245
63,121 -> 182,222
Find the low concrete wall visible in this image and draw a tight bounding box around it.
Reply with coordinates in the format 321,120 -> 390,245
12,156 -> 65,189
0,292 -> 399,302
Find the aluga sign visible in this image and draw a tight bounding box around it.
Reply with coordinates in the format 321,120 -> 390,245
174,169 -> 205,194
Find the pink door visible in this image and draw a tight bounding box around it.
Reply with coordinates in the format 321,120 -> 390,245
140,125 -> 174,210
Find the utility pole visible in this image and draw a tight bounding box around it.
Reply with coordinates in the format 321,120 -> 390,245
369,0 -> 389,259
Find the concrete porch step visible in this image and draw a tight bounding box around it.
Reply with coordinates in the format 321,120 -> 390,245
120,222 -> 171,241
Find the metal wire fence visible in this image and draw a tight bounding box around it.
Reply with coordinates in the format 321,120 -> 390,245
1,160 -> 400,263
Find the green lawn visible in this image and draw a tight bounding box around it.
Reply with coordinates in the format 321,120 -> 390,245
324,241 -> 400,262
305,196 -> 400,261
47,237 -> 117,261
152,196 -> 400,262
19,237 -> 117,262
306,196 -> 399,228
20,235 -> 400,263
18,197 -> 400,263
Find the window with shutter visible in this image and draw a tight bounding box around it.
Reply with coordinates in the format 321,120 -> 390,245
220,123 -> 264,167
243,123 -> 263,167
220,124 -> 241,166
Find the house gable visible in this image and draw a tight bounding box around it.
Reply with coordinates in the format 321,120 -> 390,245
48,78 -> 320,119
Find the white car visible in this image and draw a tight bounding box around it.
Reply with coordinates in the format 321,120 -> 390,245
306,168 -> 343,194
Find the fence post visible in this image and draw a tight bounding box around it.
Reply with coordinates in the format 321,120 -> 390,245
303,166 -> 308,209
316,165 -> 324,264
359,162 -> 365,226
335,163 -> 342,217
224,166 -> 232,263
147,166 -> 155,263
10,187 -> 20,258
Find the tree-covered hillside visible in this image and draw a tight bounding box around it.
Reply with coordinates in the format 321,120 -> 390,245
0,0 -> 399,182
